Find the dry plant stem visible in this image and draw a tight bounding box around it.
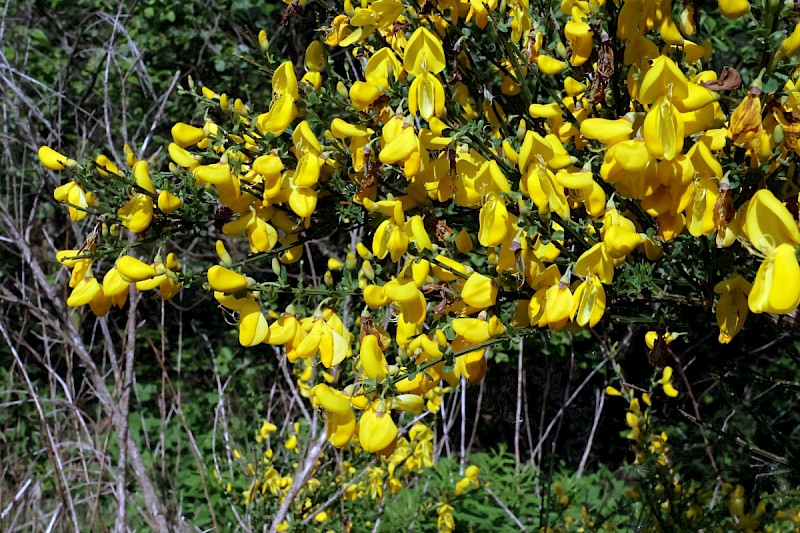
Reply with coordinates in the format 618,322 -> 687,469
0,323 -> 80,532
115,288 -> 140,532
203,331 -> 249,531
576,387 -> 605,478
530,359 -> 608,460
1,211 -> 169,530
460,377 -> 467,473
467,379 -> 484,453
669,349 -> 722,497
515,338 -> 524,473
269,430 -> 328,533
299,458 -> 377,526
145,330 -> 219,531
484,485 -> 528,532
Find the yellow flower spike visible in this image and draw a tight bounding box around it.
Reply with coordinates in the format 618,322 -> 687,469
360,334 -> 388,380
326,409 -> 356,447
478,192 -> 509,247
537,54 -> 567,75
572,275 -> 606,327
207,265 -> 248,292
718,0 -> 749,19
644,96 -> 684,161
359,402 -> 399,453
38,146 -> 77,170
157,190 -> 182,214
744,189 -> 800,255
404,27 -> 445,77
603,225 -> 644,258
748,243 -> 800,314
171,122 -> 206,148
714,275 -> 752,344
239,298 -> 270,347
461,272 -> 498,309
580,118 -> 633,145
638,56 -> 689,106
409,71 -> 445,120
67,276 -> 103,307
116,255 -> 157,283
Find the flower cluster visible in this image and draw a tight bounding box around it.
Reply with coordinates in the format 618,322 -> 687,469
43,0 -> 800,463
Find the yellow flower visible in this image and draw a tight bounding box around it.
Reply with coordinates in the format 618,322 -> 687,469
460,272 -> 498,309
408,71 -> 445,120
358,401 -> 398,453
714,275 -> 752,344
404,27 -> 445,77
38,146 -> 77,170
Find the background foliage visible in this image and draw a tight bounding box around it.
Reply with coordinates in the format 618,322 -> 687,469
2,0 -> 800,531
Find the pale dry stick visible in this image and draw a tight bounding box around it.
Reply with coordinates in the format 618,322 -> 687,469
484,485 -> 529,532
6,218 -> 169,530
144,327 -> 220,532
269,430 -> 328,533
276,347 -> 314,427
0,479 -> 32,521
530,359 -> 608,460
522,365 -> 535,465
203,331 -> 249,532
138,70 -> 182,158
515,338 -> 524,473
370,478 -> 389,533
576,387 -> 605,479
99,4 -> 126,165
460,377 -> 467,474
0,322 -> 80,532
115,288 -> 141,533
466,379 -> 484,453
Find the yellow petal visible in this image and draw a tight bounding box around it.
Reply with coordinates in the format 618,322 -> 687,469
116,256 -> 157,282
207,265 -> 248,292
461,272 -> 497,309
360,334 -> 388,380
